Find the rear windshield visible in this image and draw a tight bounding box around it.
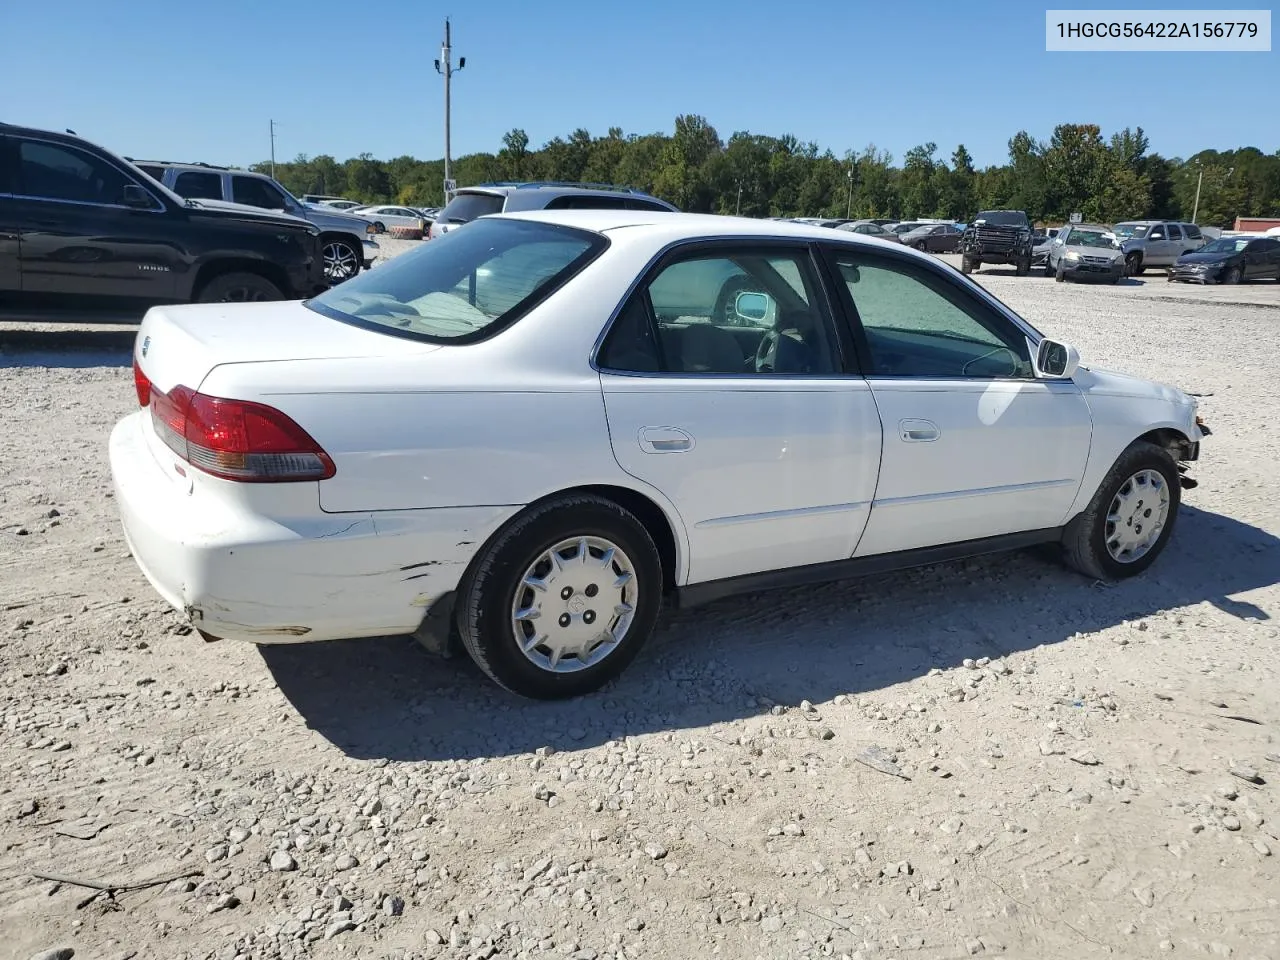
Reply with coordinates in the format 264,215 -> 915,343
438,191 -> 505,224
306,218 -> 606,343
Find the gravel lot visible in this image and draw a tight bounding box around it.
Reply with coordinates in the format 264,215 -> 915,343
3,245 -> 1279,960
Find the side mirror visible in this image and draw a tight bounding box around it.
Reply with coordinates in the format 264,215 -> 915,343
122,184 -> 154,209
1036,339 -> 1080,379
734,290 -> 774,324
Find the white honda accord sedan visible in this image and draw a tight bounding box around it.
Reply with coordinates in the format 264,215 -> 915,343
110,211 -> 1209,699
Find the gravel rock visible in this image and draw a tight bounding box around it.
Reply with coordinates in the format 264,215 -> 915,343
334,853 -> 359,871
269,851 -> 297,872
28,950 -> 74,960
1229,765 -> 1262,784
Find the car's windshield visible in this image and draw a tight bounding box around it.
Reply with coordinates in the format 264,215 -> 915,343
439,191 -> 505,224
1112,223 -> 1149,238
1198,237 -> 1251,254
893,222 -> 924,233
973,211 -> 1027,227
1067,230 -> 1117,249
306,218 -> 604,342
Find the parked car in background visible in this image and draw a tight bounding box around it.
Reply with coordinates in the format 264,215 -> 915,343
1169,235 -> 1280,284
110,209 -> 1208,699
1045,224 -> 1125,283
899,222 -> 961,252
891,221 -> 928,235
959,210 -> 1034,275
1031,233 -> 1053,267
303,195 -> 359,209
0,123 -> 326,318
134,161 -> 379,282
350,205 -> 428,234
1110,220 -> 1205,275
428,181 -> 677,239
836,220 -> 902,242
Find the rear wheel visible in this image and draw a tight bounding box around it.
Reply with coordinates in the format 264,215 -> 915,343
195,272 -> 284,303
1061,441 -> 1181,581
457,494 -> 663,699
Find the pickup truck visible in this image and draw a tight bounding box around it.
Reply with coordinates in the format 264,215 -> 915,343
1,123 -> 327,320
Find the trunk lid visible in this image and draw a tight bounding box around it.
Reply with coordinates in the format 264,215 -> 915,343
134,300 -> 439,396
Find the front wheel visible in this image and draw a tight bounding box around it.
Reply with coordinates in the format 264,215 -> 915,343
914,240 -> 927,251
1015,255 -> 1032,276
1124,253 -> 1144,276
321,237 -> 361,283
1055,262 -> 1066,282
1222,265 -> 1243,285
457,494 -> 664,699
1061,441 -> 1181,581
960,256 -> 975,275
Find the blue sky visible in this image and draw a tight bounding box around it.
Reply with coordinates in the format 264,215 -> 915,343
4,0 -> 1275,169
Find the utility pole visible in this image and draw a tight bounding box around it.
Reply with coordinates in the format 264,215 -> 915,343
735,179 -> 743,216
846,164 -> 855,219
1191,161 -> 1203,224
434,19 -> 465,202
269,119 -> 277,180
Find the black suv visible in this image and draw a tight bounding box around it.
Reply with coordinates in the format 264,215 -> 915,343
959,210 -> 1034,276
0,124 -> 327,320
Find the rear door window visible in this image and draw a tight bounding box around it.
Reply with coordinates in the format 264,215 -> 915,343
544,194 -> 632,210
172,170 -> 223,200
438,192 -> 505,224
627,198 -> 672,211
1184,224 -> 1202,240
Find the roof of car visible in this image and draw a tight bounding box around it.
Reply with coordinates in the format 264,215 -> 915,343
495,209 -> 917,247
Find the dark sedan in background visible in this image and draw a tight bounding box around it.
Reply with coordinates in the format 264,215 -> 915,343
899,222 -> 961,252
1169,235 -> 1280,284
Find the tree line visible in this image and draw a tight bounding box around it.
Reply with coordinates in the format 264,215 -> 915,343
253,116 -> 1280,228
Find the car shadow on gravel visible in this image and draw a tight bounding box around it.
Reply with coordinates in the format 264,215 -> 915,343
261,504 -> 1280,762
0,328 -> 135,368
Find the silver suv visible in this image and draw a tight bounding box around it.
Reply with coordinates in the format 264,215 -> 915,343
428,181 -> 677,240
133,161 -> 379,282
1110,220 -> 1205,276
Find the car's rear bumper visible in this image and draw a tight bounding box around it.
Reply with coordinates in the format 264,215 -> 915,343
109,412 -> 516,644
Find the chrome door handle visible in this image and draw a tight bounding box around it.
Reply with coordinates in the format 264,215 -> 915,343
899,419 -> 940,442
638,426 -> 694,454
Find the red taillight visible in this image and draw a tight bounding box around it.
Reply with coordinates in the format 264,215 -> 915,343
148,386 -> 334,483
133,357 -> 151,407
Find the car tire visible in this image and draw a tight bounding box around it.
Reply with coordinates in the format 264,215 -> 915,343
1055,262 -> 1066,282
321,236 -> 362,283
1044,258 -> 1055,278
960,256 -> 974,275
457,494 -> 664,699
195,272 -> 284,303
1222,265 -> 1243,285
1124,252 -> 1144,276
914,240 -> 927,251
1015,256 -> 1031,276
1061,441 -> 1181,582
372,221 -> 387,233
